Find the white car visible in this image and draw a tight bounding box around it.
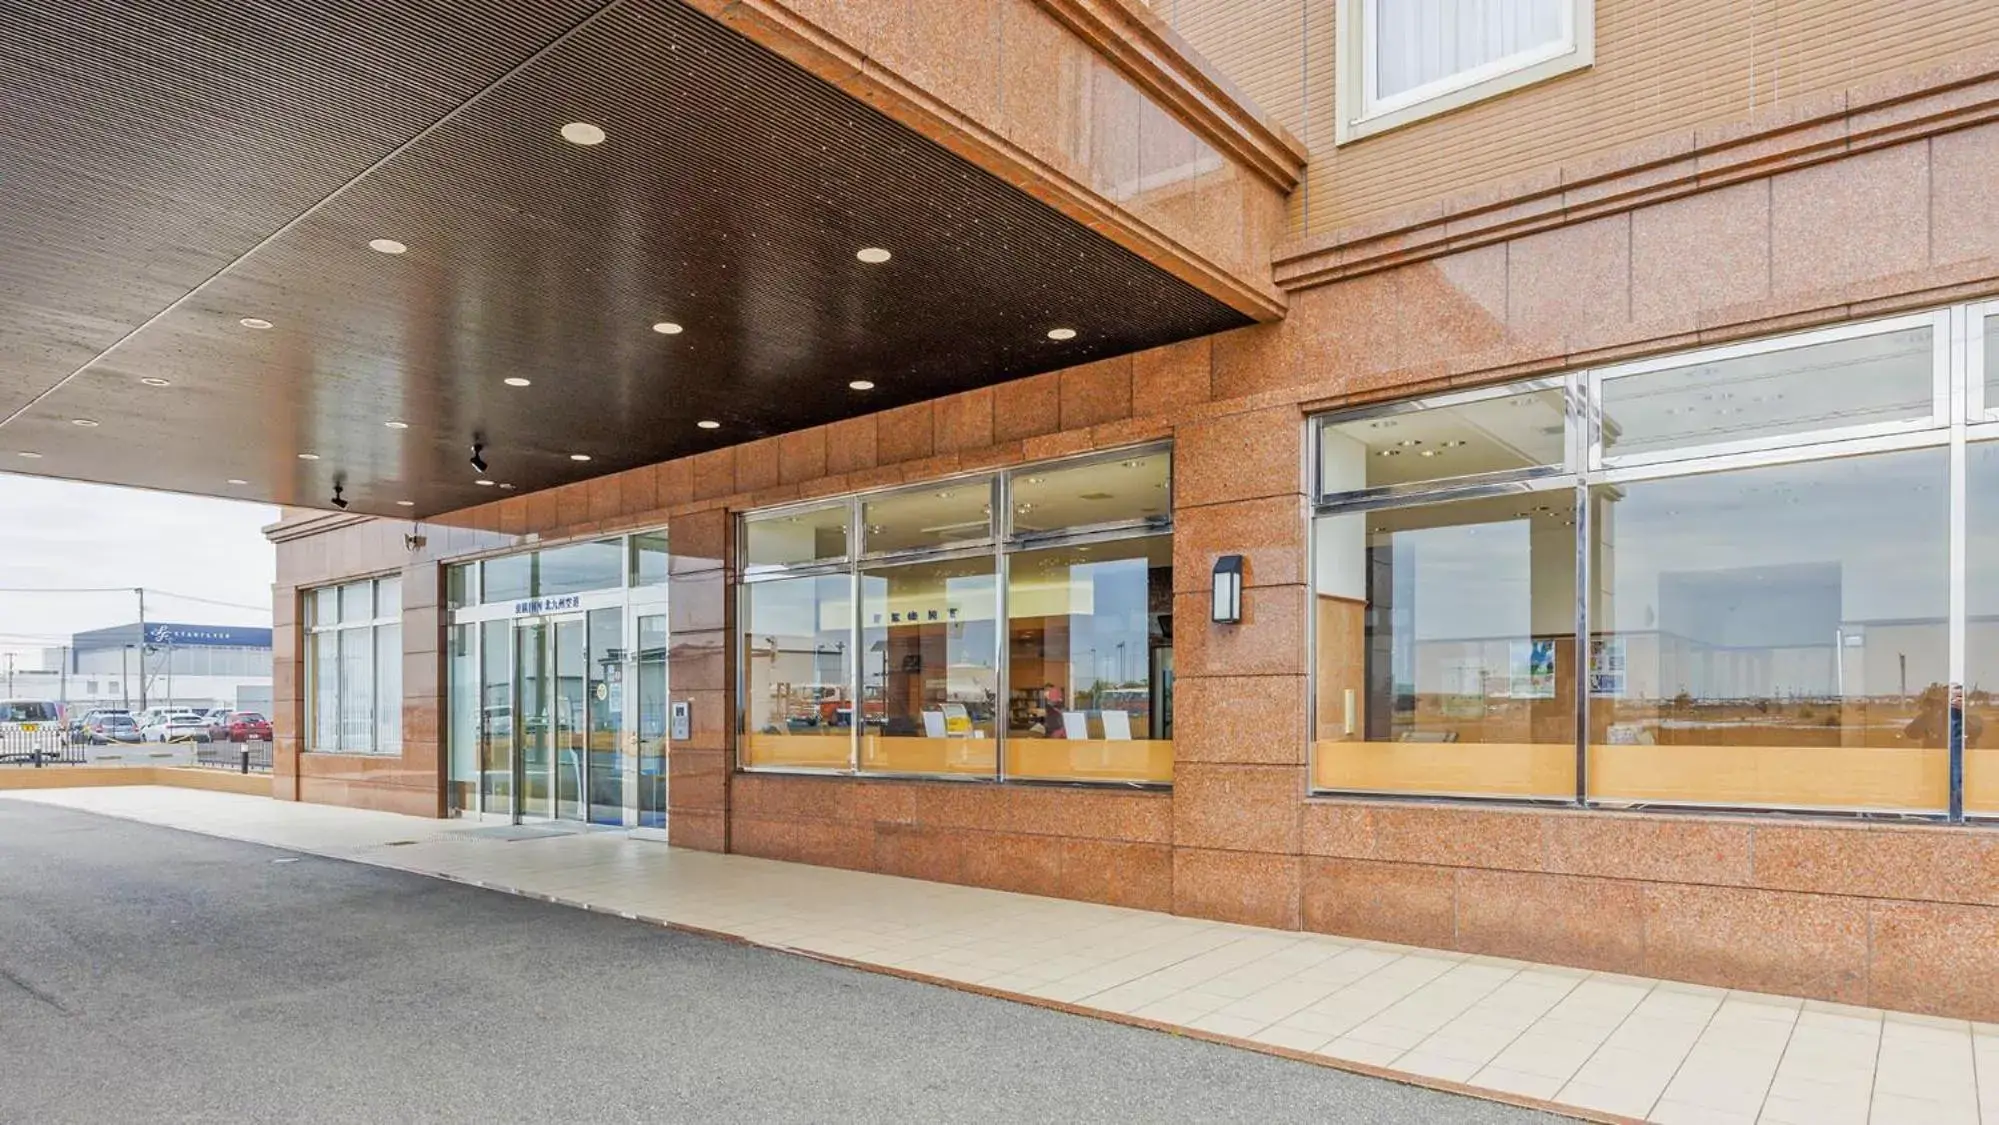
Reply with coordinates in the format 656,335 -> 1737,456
141,711 -> 212,743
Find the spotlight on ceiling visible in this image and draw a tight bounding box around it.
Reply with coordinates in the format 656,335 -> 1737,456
331,481 -> 349,511
570,453 -> 592,462
396,500 -> 415,507
1046,327 -> 1078,341
560,122 -> 606,146
368,239 -> 408,255
848,379 -> 875,391
503,377 -> 531,388
856,247 -> 891,264
469,442 -> 488,475
651,322 -> 683,335
696,419 -> 720,430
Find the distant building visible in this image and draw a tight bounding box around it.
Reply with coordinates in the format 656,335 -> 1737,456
8,622 -> 274,713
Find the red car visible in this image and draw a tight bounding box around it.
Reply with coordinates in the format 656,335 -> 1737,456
228,712 -> 272,742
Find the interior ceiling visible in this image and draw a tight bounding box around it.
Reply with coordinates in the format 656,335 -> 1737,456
0,0 -> 1251,519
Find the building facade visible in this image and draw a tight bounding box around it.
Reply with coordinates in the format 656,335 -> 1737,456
10,623 -> 273,713
260,1 -> 1999,1022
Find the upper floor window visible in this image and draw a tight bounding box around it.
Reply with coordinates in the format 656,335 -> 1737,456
1338,0 -> 1594,143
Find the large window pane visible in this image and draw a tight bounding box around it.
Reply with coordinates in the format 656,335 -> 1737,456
1004,536 -> 1173,783
448,624 -> 477,813
1313,491 -> 1578,798
1965,441 -> 1999,813
1010,452 -> 1170,536
1600,325 -> 1934,460
337,628 -> 373,752
863,486 -> 992,554
480,619 -> 513,809
1372,0 -> 1569,101
632,532 -> 669,586
338,581 -> 371,624
586,608 -> 625,825
1588,448 -> 1948,812
741,575 -> 853,770
1985,315 -> 1999,413
375,576 -> 402,621
859,557 -> 998,775
446,563 -> 478,610
310,587 -> 338,627
375,625 -> 401,754
745,505 -> 848,571
1320,387 -> 1567,495
484,554 -> 532,604
636,614 -> 668,828
537,539 -> 624,596
312,630 -> 338,750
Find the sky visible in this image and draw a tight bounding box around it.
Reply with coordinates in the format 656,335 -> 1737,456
0,474 -> 278,667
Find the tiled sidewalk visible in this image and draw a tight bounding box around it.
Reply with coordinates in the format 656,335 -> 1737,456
9,786 -> 1996,1125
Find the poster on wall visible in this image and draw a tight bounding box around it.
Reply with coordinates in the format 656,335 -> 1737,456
1589,637 -> 1627,697
1508,640 -> 1556,699
1441,660 -> 1487,719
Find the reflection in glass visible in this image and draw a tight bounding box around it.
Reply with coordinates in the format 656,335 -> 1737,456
1964,441 -> 1999,813
1312,491 -> 1578,798
484,554 -> 532,604
311,587 -> 338,626
859,557 -> 998,775
1010,452 -> 1171,536
554,618 -> 586,820
448,625 -> 477,814
312,631 -> 338,750
337,629 -> 373,751
636,615 -> 668,828
375,576 -> 402,620
447,563 -> 477,610
1320,387 -> 1567,495
480,620 -> 512,811
516,621 -> 550,818
1600,326 -> 1934,459
1588,448 -> 1948,811
539,540 -> 624,596
745,506 -> 848,571
863,486 -> 993,554
586,608 -> 624,825
632,532 -> 669,586
374,624 -> 401,754
1987,316 -> 1999,411
339,580 -> 371,623
741,575 -> 853,770
1004,536 -> 1173,782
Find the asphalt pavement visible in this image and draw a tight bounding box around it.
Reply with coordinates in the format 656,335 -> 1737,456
0,800 -> 1560,1124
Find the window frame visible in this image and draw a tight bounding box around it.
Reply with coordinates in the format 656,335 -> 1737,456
302,573 -> 403,755
1335,0 -> 1595,145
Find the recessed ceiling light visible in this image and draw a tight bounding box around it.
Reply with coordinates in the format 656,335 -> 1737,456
570,453 -> 592,462
396,500 -> 415,507
1375,449 -> 1398,457
1419,450 -> 1441,457
498,483 -> 516,490
503,377 -> 532,387
1120,460 -> 1140,468
1442,440 -> 1468,448
384,420 -> 409,429
856,247 -> 891,264
368,239 -> 407,255
697,420 -> 720,430
1369,420 -> 1398,429
71,418 -> 99,427
1046,327 -> 1077,341
1395,439 -> 1422,447
848,380 -> 875,391
239,317 -> 273,330
652,322 -> 683,335
936,490 -> 953,499
297,452 -> 320,460
475,479 -> 495,487
227,478 -> 247,485
140,377 -> 171,387
17,451 -> 42,459
560,122 -> 606,146
1024,476 -> 1044,484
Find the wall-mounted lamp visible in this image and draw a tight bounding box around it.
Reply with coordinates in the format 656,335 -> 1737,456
1211,554 -> 1243,624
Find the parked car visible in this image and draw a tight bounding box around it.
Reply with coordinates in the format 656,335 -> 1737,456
140,711 -> 211,743
228,712 -> 272,742
85,714 -> 143,745
67,707 -> 130,741
203,708 -> 234,741
0,699 -> 65,762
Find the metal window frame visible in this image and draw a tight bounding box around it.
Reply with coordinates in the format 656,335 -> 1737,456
1313,376 -> 1571,507
1307,304 -> 1981,824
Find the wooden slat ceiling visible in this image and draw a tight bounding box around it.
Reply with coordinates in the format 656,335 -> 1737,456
0,0 -> 1249,517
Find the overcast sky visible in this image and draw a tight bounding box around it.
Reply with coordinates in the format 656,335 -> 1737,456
0,474 -> 277,666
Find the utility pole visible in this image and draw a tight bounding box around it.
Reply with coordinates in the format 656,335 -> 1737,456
58,646 -> 67,712
135,587 -> 147,711
4,652 -> 12,698
122,645 -> 131,711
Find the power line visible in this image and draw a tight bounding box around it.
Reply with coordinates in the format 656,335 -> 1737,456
0,586 -> 268,613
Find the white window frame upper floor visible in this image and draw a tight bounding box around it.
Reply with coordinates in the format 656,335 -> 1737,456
1336,0 -> 1595,144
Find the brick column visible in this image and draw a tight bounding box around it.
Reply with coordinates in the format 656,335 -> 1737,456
1169,404 -> 1309,928
400,560 -> 445,818
270,583 -> 301,801
665,507 -> 733,851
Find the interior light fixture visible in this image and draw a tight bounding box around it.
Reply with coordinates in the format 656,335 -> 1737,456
652,322 -> 683,335
396,500 -> 415,507
936,490 -> 953,499
1046,327 -> 1077,341
498,483 -> 516,490
504,377 -> 531,387
239,317 -> 273,330
70,418 -> 99,427
570,453 -> 592,462
368,239 -> 408,255
1395,439 -> 1422,447
18,451 -> 43,459
1369,419 -> 1397,429
297,452 -> 319,460
560,122 -> 606,146
697,420 -> 720,430
330,482 -> 349,510
140,377 -> 171,387
384,420 -> 409,429
856,247 -> 891,264
469,442 -> 488,474
1375,449 -> 1399,457
1442,440 -> 1468,448
848,380 -> 875,391
1024,476 -> 1044,485
1419,450 -> 1441,457
475,479 -> 495,487
226,478 -> 247,485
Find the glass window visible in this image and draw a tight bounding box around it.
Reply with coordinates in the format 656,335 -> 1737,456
1985,314 -> 1999,413
337,629 -> 372,752
448,625 -> 477,814
1010,451 -> 1171,536
745,505 -> 848,571
1313,491 -> 1578,798
483,554 -> 532,604
374,625 -> 401,754
312,631 -> 338,749
636,614 -> 668,828
859,556 -> 999,775
632,532 -> 669,587
1600,325 -> 1935,461
447,563 -> 478,610
1588,448 -> 1948,812
375,576 -> 402,621
310,586 -> 338,627
1343,0 -> 1589,142
537,539 -> 624,596
1320,386 -> 1566,495
480,619 -> 513,808
863,485 -> 993,554
1960,441 -> 1999,814
1004,536 -> 1173,783
586,607 -> 625,825
741,575 -> 854,770
337,581 -> 371,623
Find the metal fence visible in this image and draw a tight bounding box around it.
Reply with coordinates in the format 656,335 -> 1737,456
0,727 -> 273,773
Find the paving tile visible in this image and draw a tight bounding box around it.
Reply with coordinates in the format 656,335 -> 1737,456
1468,1065 -> 1566,1101
1322,1037 -> 1406,1066
1551,1079 -> 1659,1120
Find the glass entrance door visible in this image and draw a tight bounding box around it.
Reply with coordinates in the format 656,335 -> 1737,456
634,612 -> 668,829
514,615 -> 586,822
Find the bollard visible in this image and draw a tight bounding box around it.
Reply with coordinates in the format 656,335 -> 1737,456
240,746 -> 250,774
